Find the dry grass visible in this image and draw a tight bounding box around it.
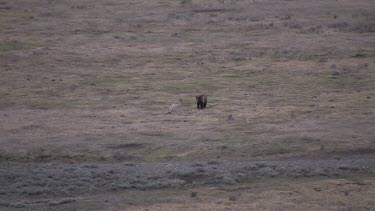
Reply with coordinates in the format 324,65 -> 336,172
1,0 -> 374,210
1,0 -> 374,162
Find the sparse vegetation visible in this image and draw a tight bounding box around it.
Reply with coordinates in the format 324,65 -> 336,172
48,198 -> 76,206
0,41 -> 30,52
0,0 -> 374,210
328,22 -> 375,33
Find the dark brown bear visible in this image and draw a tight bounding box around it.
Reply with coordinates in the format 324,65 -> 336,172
196,95 -> 207,109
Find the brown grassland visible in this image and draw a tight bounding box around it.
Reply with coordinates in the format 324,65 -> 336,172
0,0 -> 374,210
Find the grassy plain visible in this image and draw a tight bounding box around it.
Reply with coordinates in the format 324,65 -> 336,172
0,0 -> 374,210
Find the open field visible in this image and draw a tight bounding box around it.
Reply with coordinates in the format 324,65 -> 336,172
1,0 -> 374,210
